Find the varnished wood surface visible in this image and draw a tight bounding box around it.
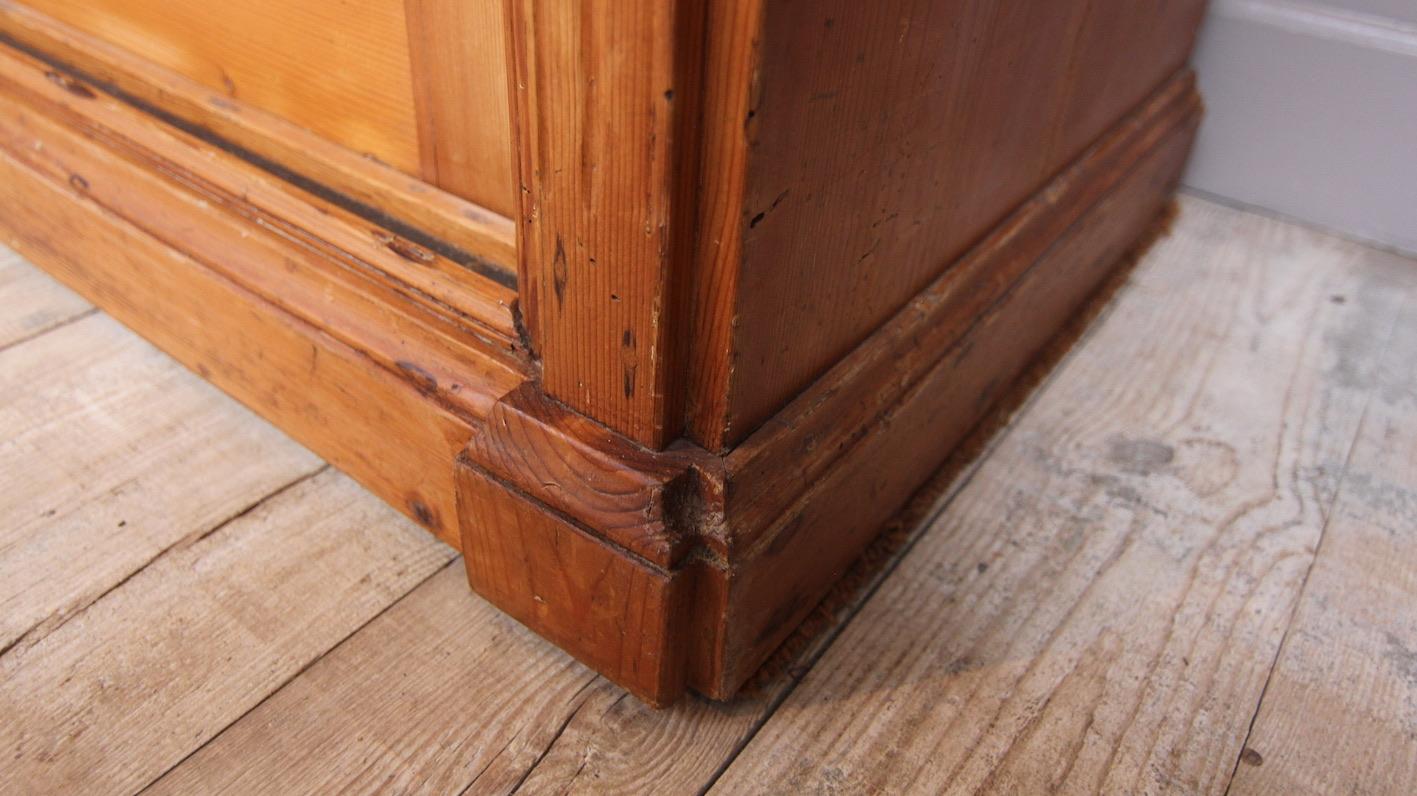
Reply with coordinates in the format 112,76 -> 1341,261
0,44 -> 522,356
0,40 -> 532,547
404,0 -> 516,216
689,0 -> 1209,449
16,0 -> 425,175
6,196 -> 1417,792
507,0 -> 698,448
701,76 -> 1201,697
0,1 -> 519,271
459,460 -> 692,705
466,384 -> 704,568
9,0 -> 517,214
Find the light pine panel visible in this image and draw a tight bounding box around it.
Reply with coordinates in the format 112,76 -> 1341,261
405,0 -> 516,216
19,0 -> 427,178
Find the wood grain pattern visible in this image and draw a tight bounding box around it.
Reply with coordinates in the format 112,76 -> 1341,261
0,244 -> 89,348
0,39 -> 537,547
16,0 -> 423,174
458,460 -> 692,705
449,74 -> 1199,703
466,383 -> 706,568
508,0 -> 699,447
689,0 -> 1209,450
0,18 -> 1210,705
0,0 -> 1221,712
146,564 -> 605,795
404,0 -> 515,216
712,197 -> 1412,794
18,198 -> 1410,791
151,562 -> 768,794
1230,263 -> 1417,794
0,313 -> 321,655
0,469 -> 454,795
0,1 -> 518,270
683,0 -> 762,448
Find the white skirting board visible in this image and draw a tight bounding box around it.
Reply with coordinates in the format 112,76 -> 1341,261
1185,0 -> 1417,254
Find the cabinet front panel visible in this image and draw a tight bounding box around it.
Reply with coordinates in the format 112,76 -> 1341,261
16,0 -> 515,216
23,0 -> 424,174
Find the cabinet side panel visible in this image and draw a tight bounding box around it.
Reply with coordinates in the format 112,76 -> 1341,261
705,0 -> 1207,448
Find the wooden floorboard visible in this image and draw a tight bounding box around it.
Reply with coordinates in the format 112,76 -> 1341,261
150,562 -> 813,795
0,245 -> 90,350
1229,267 -> 1417,794
0,306 -> 322,656
146,564 -> 604,795
4,196 -> 1417,795
0,469 -> 455,794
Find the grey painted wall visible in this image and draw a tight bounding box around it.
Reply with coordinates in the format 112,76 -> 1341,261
1184,0 -> 1417,254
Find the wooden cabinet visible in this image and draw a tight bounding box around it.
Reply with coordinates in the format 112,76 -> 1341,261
0,0 -> 1208,705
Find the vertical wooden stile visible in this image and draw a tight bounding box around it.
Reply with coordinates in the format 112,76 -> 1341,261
506,0 -> 709,449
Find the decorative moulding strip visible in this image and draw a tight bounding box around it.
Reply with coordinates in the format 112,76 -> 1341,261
1214,0 -> 1417,58
1187,0 -> 1417,254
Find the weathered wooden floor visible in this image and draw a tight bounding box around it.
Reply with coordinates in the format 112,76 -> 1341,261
3,196 -> 1415,795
